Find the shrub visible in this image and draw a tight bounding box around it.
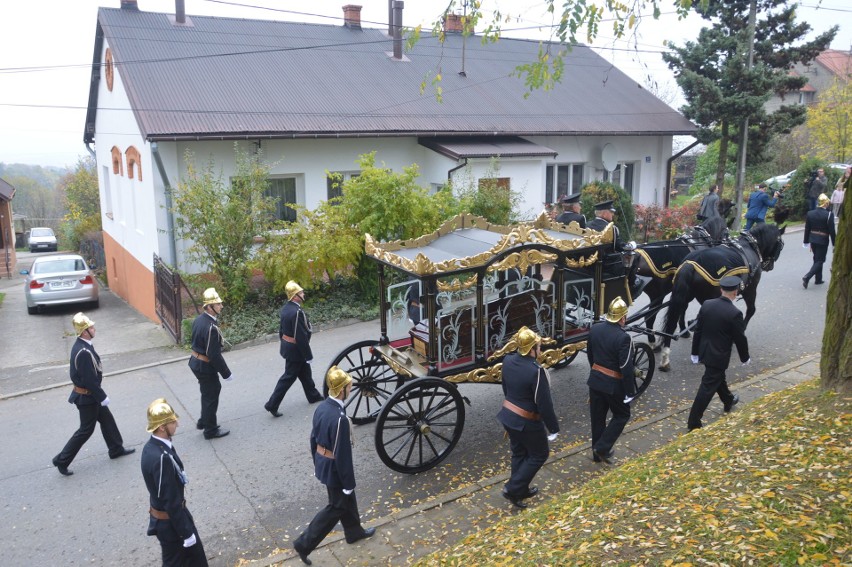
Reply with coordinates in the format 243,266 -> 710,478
579,181 -> 635,238
634,200 -> 700,242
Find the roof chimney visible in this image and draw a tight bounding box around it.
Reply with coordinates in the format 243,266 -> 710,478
343,5 -> 362,29
175,0 -> 186,24
392,1 -> 404,60
120,0 -> 139,10
444,13 -> 463,33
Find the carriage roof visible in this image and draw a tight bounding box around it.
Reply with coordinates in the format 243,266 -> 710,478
365,212 -> 613,277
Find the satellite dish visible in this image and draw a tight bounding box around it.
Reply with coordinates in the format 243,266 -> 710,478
601,143 -> 618,172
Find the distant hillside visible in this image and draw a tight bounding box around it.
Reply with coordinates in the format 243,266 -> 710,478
0,163 -> 69,188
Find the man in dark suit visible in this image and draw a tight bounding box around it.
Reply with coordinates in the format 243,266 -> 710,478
555,193 -> 586,228
142,398 -> 208,567
802,193 -> 836,289
52,312 -> 134,476
496,327 -> 559,509
587,297 -> 636,464
189,288 -> 232,439
687,275 -> 750,430
264,281 -> 323,418
293,367 -> 375,565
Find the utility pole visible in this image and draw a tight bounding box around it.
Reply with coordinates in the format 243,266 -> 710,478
732,0 -> 757,231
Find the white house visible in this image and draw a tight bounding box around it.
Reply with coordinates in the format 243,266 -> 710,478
84,1 -> 695,322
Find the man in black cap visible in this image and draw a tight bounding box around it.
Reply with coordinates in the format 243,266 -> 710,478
555,193 -> 586,228
687,275 -> 750,430
801,193 -> 836,289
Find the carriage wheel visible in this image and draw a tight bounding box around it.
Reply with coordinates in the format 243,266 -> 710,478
325,340 -> 402,425
551,350 -> 579,369
375,377 -> 465,474
632,342 -> 655,398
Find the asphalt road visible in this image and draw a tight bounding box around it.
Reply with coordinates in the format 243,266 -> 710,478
0,228 -> 833,566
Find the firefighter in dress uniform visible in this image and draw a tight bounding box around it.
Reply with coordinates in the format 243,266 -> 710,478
555,192 -> 586,228
587,297 -> 636,464
802,193 -> 836,288
189,288 -> 232,439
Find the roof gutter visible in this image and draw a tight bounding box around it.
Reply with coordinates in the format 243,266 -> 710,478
150,142 -> 178,267
665,140 -> 700,208
447,158 -> 468,181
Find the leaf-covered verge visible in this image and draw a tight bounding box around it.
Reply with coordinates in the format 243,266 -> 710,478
416,380 -> 850,566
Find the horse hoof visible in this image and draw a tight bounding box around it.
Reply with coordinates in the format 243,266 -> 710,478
659,364 -> 670,372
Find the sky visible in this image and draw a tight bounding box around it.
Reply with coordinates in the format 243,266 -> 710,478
0,0 -> 849,168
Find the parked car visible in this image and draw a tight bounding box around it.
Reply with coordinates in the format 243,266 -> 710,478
21,254 -> 99,315
28,227 -> 58,252
828,163 -> 850,171
764,169 -> 796,189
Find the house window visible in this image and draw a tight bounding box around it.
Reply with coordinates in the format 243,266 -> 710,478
111,146 -> 123,176
478,177 -> 510,191
102,166 -> 113,220
604,162 -> 636,197
545,164 -> 584,203
326,171 -> 360,201
126,146 -> 142,181
265,177 -> 297,222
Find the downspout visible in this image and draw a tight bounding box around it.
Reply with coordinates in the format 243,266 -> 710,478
151,142 -> 178,266
665,140 -> 700,207
85,142 -> 96,159
447,158 -> 468,182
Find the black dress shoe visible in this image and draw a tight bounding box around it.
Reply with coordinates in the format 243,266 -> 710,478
204,427 -> 230,440
109,448 -> 136,460
814,280 -> 824,285
307,395 -> 324,404
802,278 -> 809,289
264,404 -> 283,418
346,527 -> 376,544
502,490 -> 528,509
52,457 -> 73,476
523,486 -> 539,498
293,543 -> 312,565
724,394 -> 740,413
196,422 -> 203,430
592,449 -> 614,464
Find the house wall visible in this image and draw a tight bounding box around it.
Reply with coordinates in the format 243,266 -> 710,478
0,200 -> 16,277
102,230 -> 157,321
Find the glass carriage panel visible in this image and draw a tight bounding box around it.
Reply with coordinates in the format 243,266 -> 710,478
435,271 -> 478,372
563,268 -> 596,339
386,279 -> 420,341
485,267 -> 555,358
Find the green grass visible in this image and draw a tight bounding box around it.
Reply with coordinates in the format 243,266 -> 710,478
0,292 -> 5,306
416,379 -> 851,566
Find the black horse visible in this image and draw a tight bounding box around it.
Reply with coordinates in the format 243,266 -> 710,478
658,223 -> 786,371
629,216 -> 728,349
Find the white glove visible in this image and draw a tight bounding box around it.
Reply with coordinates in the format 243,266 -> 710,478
100,396 -> 110,407
743,358 -> 751,366
690,355 -> 699,364
803,243 -> 809,249
183,533 -> 197,548
306,359 -> 313,365
223,375 -> 234,382
547,433 -> 558,441
623,396 -> 635,405
342,488 -> 353,495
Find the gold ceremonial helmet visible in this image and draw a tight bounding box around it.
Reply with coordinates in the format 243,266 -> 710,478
516,326 -> 542,356
202,287 -> 223,306
146,398 -> 179,432
285,280 -> 304,301
605,296 -> 629,323
818,193 -> 830,208
72,312 -> 95,335
326,365 -> 352,398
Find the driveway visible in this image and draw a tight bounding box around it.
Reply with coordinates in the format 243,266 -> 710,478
0,251 -> 179,397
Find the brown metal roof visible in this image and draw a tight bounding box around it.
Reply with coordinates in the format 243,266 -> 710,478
88,7 -> 696,142
0,178 -> 15,201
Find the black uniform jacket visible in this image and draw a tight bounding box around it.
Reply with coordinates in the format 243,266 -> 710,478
311,398 -> 355,490
586,217 -> 623,250
141,436 -> 195,540
587,321 -> 636,397
188,312 -> 231,378
556,211 -> 586,228
68,337 -> 106,405
691,296 -> 749,370
496,353 -> 559,434
803,207 -> 836,247
280,300 -> 313,361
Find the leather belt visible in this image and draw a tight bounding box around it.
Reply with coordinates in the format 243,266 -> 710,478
281,334 -> 297,344
73,386 -> 91,395
811,230 -> 828,236
149,500 -> 186,520
316,445 -> 334,459
592,363 -> 623,379
191,351 -> 210,363
502,399 -> 541,421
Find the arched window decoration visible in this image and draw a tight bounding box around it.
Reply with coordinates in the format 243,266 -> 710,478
125,146 -> 142,181
105,48 -> 114,92
111,146 -> 124,176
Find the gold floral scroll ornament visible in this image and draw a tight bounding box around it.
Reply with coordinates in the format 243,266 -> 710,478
490,249 -> 557,274
565,252 -> 598,268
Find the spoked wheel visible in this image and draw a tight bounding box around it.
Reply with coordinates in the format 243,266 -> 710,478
375,377 -> 465,474
551,350 -> 579,369
325,340 -> 402,425
632,342 -> 655,398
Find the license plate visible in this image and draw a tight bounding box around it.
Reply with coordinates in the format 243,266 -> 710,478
50,281 -> 74,289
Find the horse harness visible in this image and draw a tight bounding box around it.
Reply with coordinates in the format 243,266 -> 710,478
727,231 -> 762,281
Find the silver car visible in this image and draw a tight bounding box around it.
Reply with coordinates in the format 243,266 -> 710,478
22,254 -> 100,314
28,227 -> 58,252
